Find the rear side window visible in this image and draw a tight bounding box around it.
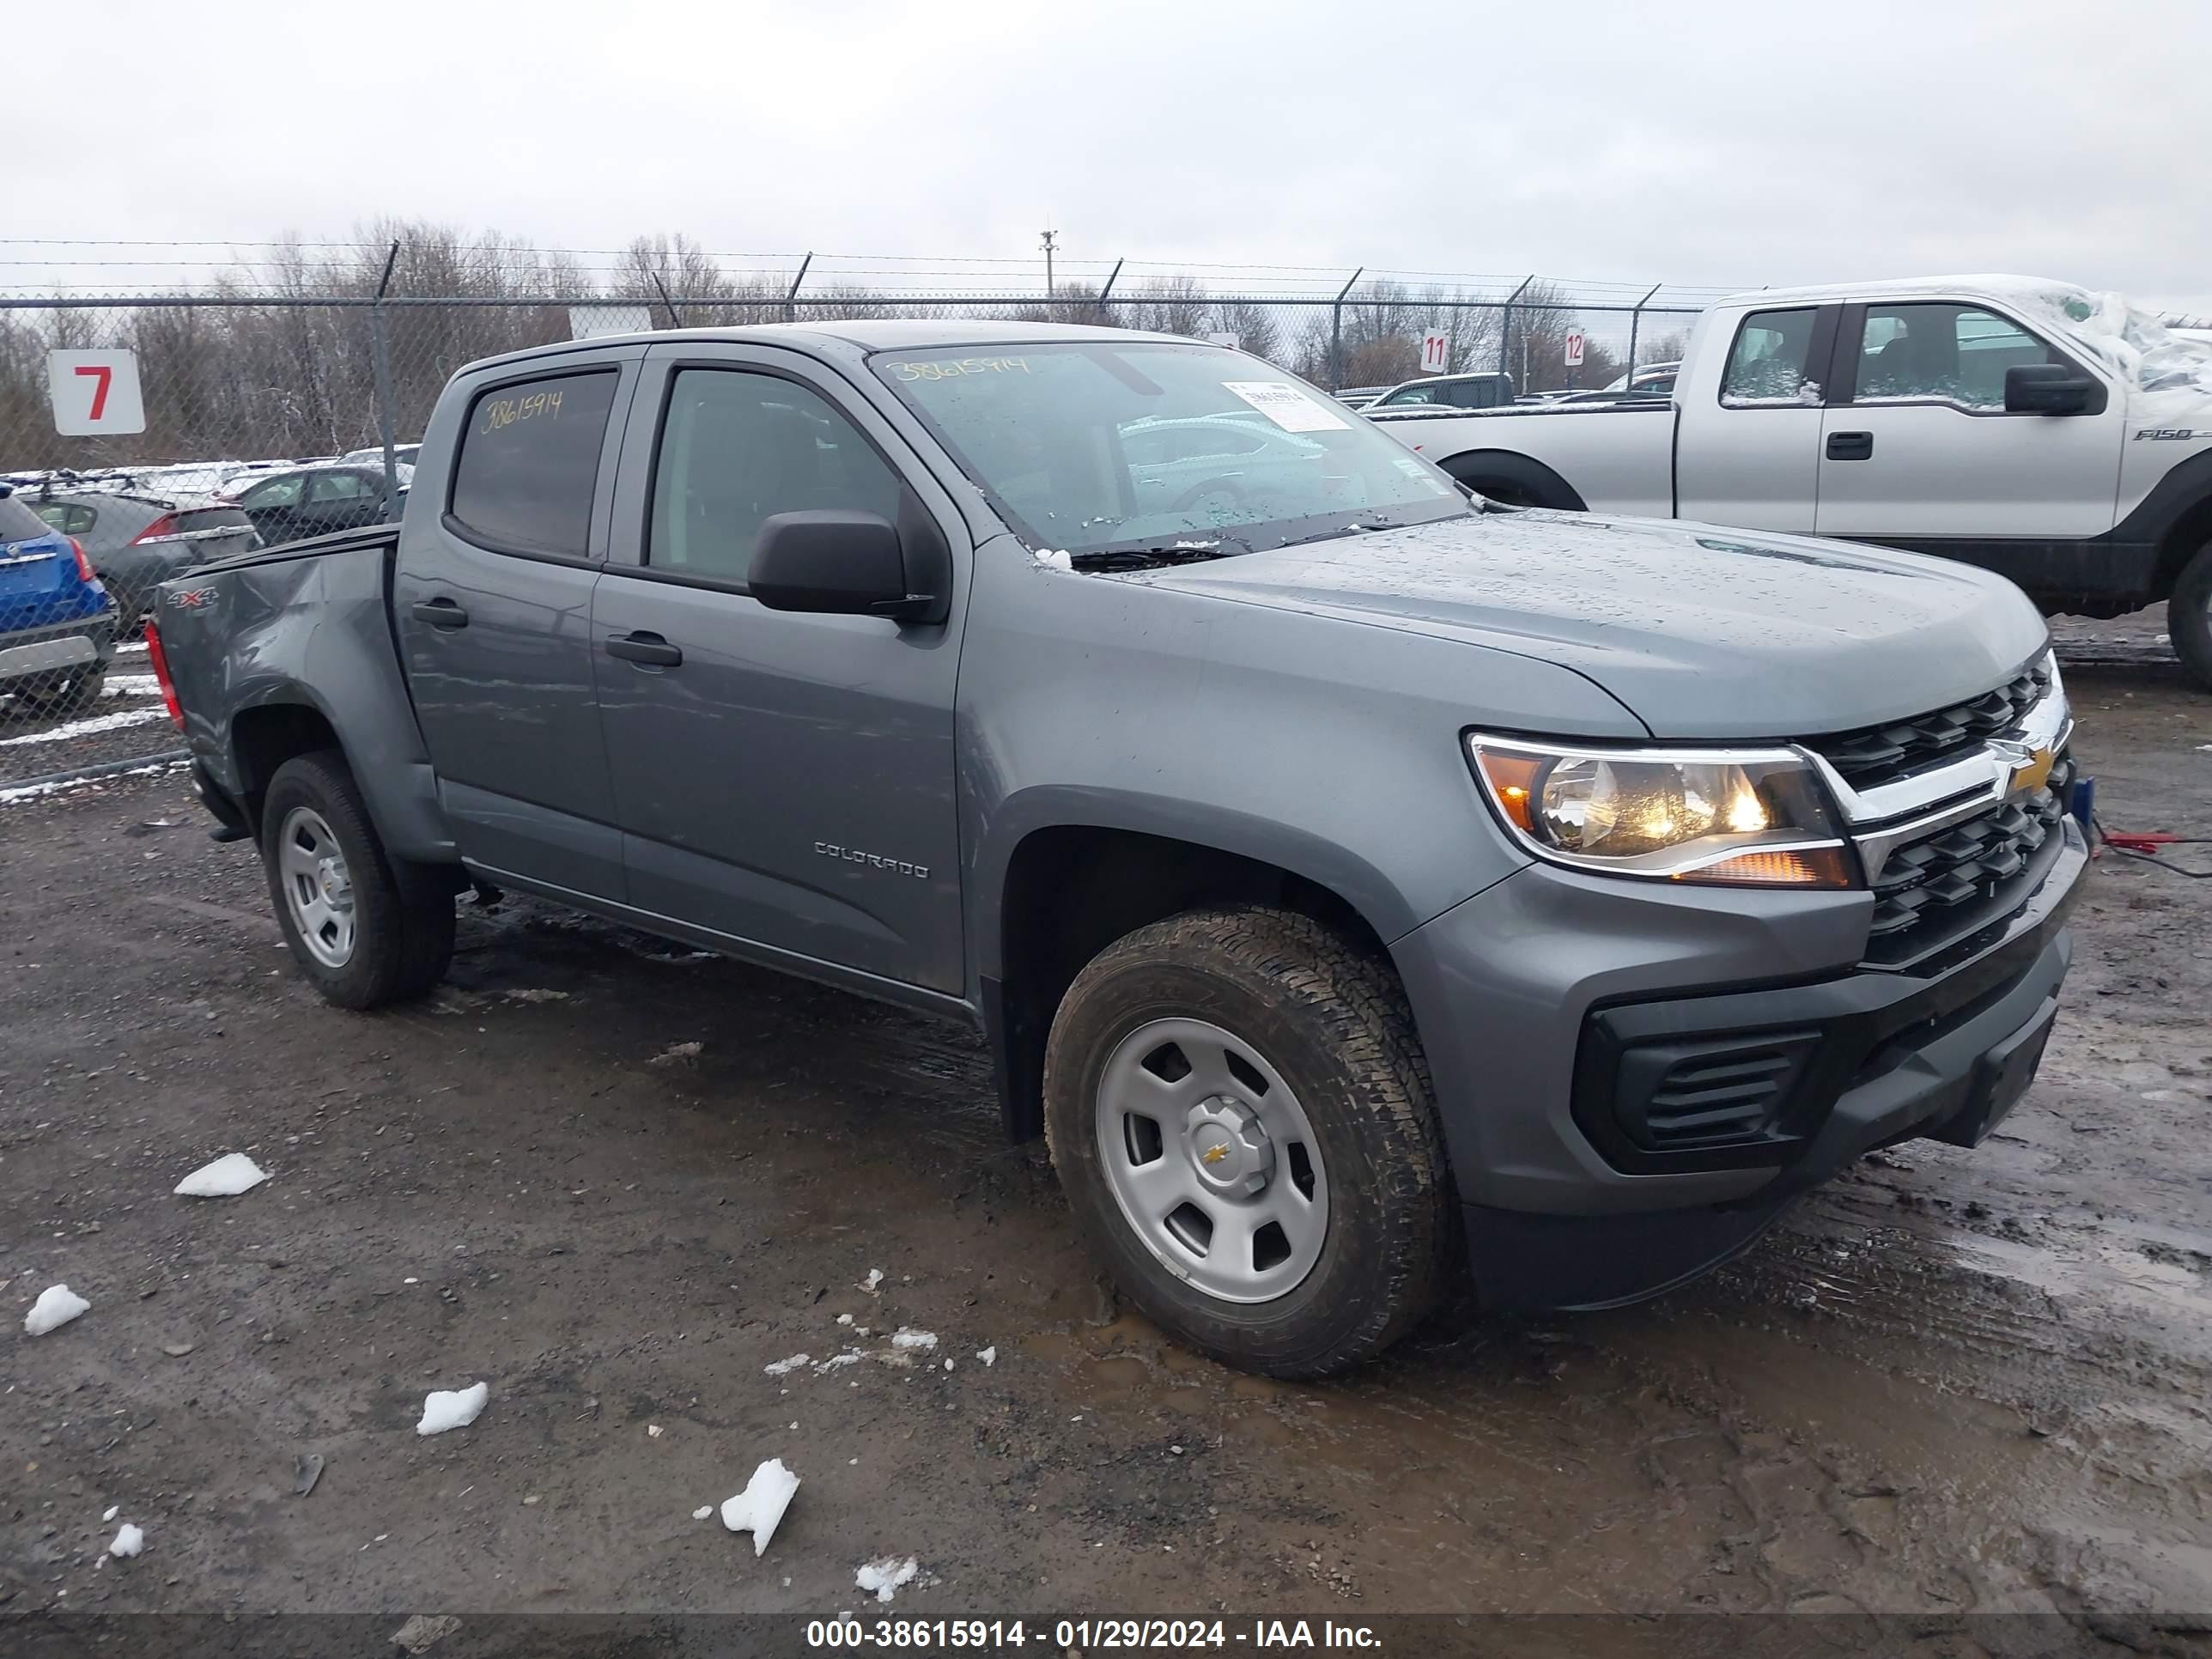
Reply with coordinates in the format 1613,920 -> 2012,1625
1719,308 -> 1822,407
33,501 -> 98,537
1,492 -> 54,543
450,370 -> 620,557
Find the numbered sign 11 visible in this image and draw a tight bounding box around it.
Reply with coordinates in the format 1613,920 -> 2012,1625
48,349 -> 148,436
1419,329 -> 1450,375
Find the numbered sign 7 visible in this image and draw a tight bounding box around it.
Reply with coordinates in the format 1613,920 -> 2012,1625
47,349 -> 149,436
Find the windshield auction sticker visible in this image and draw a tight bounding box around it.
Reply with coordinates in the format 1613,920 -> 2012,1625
1223,380 -> 1350,433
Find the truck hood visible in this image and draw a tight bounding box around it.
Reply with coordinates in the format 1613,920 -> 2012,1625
1126,511 -> 2049,740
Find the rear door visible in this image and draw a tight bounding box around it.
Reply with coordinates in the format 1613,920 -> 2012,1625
392,350 -> 640,899
1814,299 -> 2124,546
1674,305 -> 1839,532
589,343 -> 969,993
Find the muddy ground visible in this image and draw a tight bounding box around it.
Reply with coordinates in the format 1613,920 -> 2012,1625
2,656 -> 2209,1650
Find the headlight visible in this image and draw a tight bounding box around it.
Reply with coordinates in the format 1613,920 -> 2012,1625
1465,734 -> 1855,888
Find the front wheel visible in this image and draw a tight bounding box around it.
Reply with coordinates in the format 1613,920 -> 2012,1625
2172,544 -> 2212,692
1042,906 -> 1455,1377
260,750 -> 454,1009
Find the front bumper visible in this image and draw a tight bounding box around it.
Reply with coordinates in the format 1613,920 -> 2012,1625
1392,818 -> 2087,1311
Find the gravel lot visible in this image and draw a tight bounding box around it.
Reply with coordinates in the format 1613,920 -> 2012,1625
2,655 -> 2208,1649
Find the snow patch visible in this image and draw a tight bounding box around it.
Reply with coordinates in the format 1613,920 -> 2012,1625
416,1382 -> 489,1436
1032,549 -> 1074,571
692,1504 -> 714,1521
856,1555 -> 919,1602
890,1328 -> 937,1351
24,1284 -> 90,1335
0,706 -> 169,747
173,1152 -> 268,1197
814,1351 -> 863,1372
720,1458 -> 800,1557
861,1268 -> 884,1295
109,1523 -> 144,1559
648,1040 -> 703,1065
975,1346 -> 996,1367
763,1352 -> 811,1376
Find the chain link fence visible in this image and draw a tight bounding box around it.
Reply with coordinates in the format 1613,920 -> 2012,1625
0,264 -> 1714,791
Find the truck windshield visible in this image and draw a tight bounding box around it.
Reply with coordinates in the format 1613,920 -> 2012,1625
872,343 -> 1469,557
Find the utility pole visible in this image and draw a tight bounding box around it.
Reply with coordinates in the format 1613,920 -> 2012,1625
1040,228 -> 1058,299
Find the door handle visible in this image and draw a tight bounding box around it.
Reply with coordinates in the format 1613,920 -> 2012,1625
605,631 -> 683,667
1826,430 -> 1875,461
410,598 -> 469,629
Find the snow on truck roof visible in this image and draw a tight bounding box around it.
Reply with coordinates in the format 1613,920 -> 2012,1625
1720,274 -> 2083,308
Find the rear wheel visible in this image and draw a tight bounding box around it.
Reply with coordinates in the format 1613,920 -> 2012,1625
2172,544 -> 2212,692
261,750 -> 454,1008
1043,906 -> 1455,1377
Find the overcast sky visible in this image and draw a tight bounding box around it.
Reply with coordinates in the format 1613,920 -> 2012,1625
13,0 -> 2210,309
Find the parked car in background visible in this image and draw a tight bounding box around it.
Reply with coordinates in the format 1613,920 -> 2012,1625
228,463 -> 407,547
28,489 -> 258,631
1605,360 -> 1682,398
1121,412 -> 1327,519
1332,386 -> 1388,409
341,443 -> 422,469
0,484 -> 116,717
1368,372 -> 1516,412
1368,275 -> 2212,689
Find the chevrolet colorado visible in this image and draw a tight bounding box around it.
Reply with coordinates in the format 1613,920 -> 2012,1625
1369,276 -> 2212,688
148,321 -> 2086,1376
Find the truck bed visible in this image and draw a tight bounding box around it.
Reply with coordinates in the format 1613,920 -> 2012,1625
1364,397 -> 1678,519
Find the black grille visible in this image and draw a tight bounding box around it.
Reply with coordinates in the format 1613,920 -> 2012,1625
1806,660 -> 2051,788
1864,757 -> 2073,965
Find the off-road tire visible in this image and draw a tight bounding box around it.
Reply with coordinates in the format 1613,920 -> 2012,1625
1042,905 -> 1455,1377
260,750 -> 454,1009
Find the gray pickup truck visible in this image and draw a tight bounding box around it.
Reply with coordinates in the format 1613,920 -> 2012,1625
147,320 -> 2087,1376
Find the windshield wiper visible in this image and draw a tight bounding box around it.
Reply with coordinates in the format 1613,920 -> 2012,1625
1069,538 -> 1245,572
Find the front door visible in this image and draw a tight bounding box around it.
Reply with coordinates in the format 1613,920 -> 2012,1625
591,346 -> 969,994
392,356 -> 636,899
1814,299 -> 2124,549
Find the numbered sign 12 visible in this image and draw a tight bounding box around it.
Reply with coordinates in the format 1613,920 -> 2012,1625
48,349 -> 148,436
1564,331 -> 1586,368
1419,329 -> 1450,374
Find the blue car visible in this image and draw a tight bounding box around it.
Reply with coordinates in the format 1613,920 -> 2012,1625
2,483 -> 118,718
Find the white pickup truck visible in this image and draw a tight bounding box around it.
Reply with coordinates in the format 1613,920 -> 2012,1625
1366,276 -> 2212,688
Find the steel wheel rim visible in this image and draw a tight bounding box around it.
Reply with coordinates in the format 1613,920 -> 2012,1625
277,805 -> 356,969
1094,1016 -> 1329,1304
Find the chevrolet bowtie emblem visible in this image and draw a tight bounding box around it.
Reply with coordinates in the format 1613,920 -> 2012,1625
1996,742 -> 2055,795
1200,1143 -> 1231,1166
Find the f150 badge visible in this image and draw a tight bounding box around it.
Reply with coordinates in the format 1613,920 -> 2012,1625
2133,428 -> 2197,441
814,842 -> 928,879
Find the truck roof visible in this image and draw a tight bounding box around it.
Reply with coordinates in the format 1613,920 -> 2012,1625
1720,273 -> 2079,309
464,318 -> 1202,374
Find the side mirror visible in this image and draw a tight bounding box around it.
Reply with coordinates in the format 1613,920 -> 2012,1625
2004,363 -> 2096,415
749,510 -> 938,621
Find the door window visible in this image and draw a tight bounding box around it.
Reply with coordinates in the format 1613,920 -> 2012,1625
307,470 -> 373,502
241,475 -> 305,509
1447,378 -> 1501,409
1852,303 -> 2059,409
1720,309 -> 1823,406
647,369 -> 904,584
450,369 -> 621,557
33,502 -> 99,536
